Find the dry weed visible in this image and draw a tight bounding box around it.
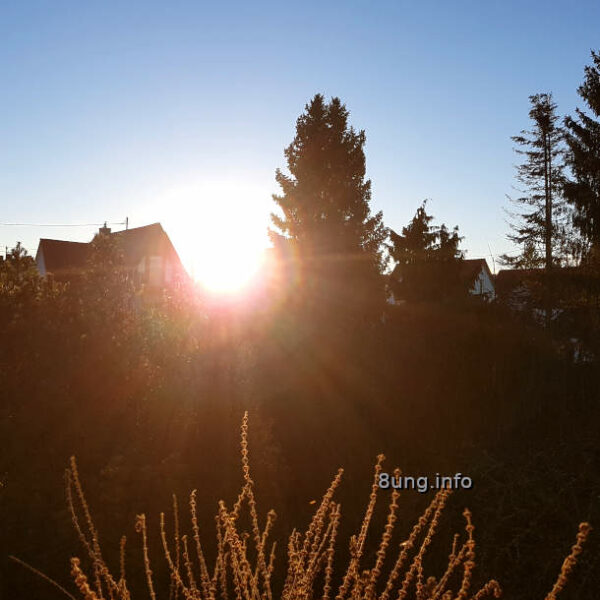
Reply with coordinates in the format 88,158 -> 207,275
13,412 -> 591,600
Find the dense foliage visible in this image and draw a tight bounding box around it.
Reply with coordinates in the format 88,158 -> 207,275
1,255 -> 599,599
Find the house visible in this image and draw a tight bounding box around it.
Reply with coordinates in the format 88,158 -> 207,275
495,268 -> 539,311
460,258 -> 495,300
388,258 -> 495,303
35,239 -> 90,280
495,266 -> 600,311
495,266 -> 600,361
35,223 -> 188,288
495,266 -> 600,331
495,267 -> 588,312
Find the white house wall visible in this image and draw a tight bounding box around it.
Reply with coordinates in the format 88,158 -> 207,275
35,249 -> 47,276
470,268 -> 495,300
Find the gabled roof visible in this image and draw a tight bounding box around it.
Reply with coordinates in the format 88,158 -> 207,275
35,223 -> 186,279
36,239 -> 90,275
495,266 -> 595,298
111,223 -> 181,268
391,258 -> 493,285
460,258 -> 493,285
495,268 -> 537,296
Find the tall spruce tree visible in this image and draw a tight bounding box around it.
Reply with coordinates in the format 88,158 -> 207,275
270,94 -> 387,315
388,201 -> 464,301
564,51 -> 600,257
502,93 -> 568,270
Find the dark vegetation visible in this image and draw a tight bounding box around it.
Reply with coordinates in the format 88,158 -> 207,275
2,54 -> 600,600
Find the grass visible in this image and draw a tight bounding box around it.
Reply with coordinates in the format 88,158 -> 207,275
13,413 -> 591,600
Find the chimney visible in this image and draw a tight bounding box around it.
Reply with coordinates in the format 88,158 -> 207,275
99,222 -> 111,235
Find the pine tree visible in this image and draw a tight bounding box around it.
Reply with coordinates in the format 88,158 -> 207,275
388,201 -> 464,301
388,202 -> 437,268
502,93 -> 568,270
270,94 -> 387,315
564,51 -> 600,257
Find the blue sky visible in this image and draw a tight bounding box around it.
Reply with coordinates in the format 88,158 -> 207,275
1,1 -> 599,276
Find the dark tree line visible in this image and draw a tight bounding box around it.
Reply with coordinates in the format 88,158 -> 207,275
267,52 -> 600,322
504,51 -> 600,274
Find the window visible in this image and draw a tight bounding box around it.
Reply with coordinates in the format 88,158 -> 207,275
148,256 -> 163,286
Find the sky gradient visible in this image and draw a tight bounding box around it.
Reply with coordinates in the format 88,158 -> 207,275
2,1 -> 600,276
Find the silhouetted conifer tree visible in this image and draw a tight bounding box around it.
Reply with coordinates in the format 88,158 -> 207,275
502,93 -> 570,270
270,94 -> 387,318
564,51 -> 600,258
388,201 -> 464,301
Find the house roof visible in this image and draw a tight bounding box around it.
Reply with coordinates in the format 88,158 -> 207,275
111,223 -> 181,268
495,268 -> 533,294
391,258 -> 493,284
460,258 -> 493,285
35,223 -> 186,278
495,266 -> 600,298
36,239 -> 90,275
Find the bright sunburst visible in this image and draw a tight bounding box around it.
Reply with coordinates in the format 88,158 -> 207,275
163,180 -> 272,295
195,241 -> 266,294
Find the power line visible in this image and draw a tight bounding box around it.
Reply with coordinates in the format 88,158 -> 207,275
0,221 -> 126,227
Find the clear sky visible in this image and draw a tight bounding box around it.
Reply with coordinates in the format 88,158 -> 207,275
2,0 -> 600,278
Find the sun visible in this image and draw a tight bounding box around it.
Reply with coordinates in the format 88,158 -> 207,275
159,180 -> 273,295
194,241 -> 266,294
164,182 -> 273,295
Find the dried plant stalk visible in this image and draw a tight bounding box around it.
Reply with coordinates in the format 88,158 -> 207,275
14,412 -> 587,600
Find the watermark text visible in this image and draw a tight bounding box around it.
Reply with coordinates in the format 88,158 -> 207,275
378,472 -> 473,493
